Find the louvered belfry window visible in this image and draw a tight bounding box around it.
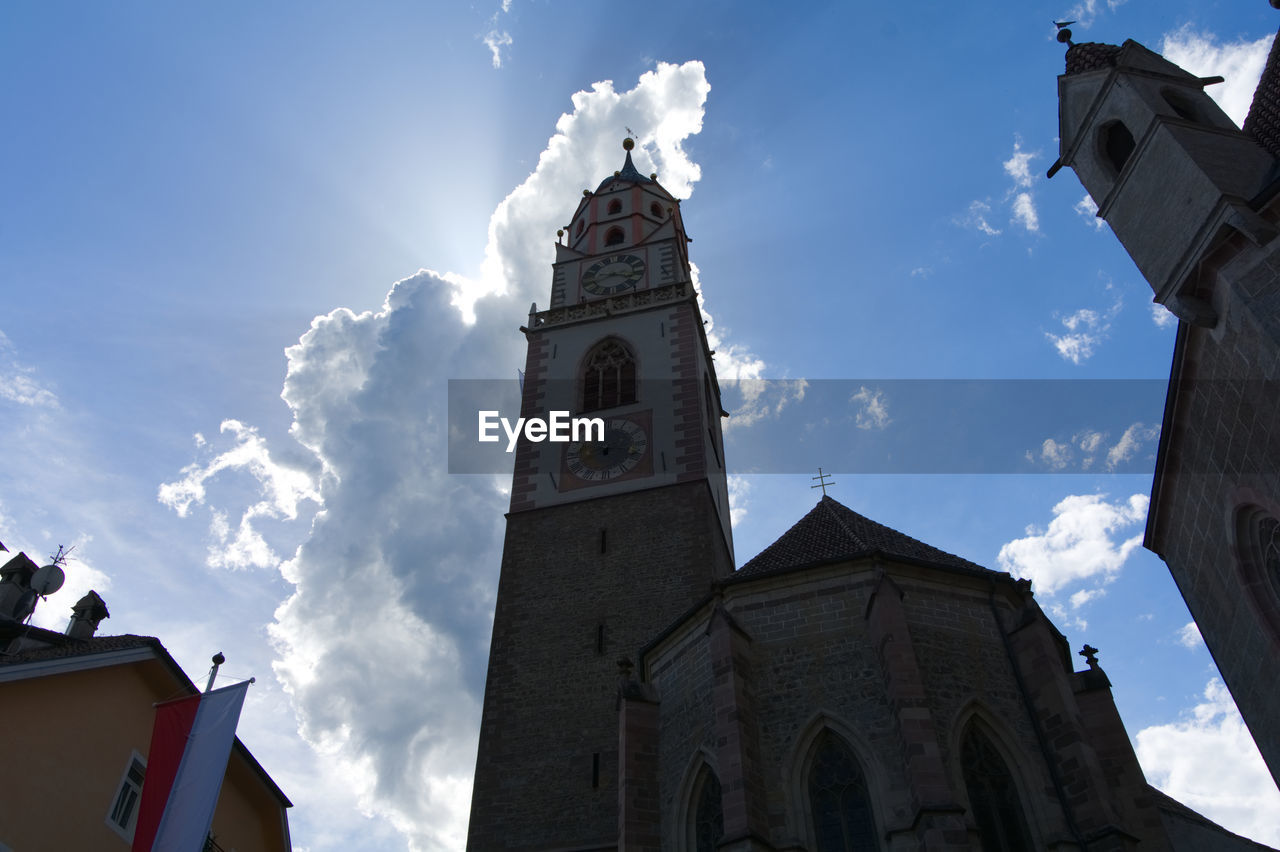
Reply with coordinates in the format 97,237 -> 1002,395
809,732 -> 878,852
581,339 -> 636,412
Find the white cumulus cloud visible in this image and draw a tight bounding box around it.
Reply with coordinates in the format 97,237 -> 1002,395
1177,621 -> 1203,649
158,420 -> 320,570
1074,194 -> 1105,231
1011,192 -> 1039,233
997,493 -> 1147,595
1137,679 -> 1280,845
957,200 -> 1001,236
483,30 -> 512,69
1150,303 -> 1177,328
1033,438 -> 1073,471
728,475 -> 751,528
1104,422 -> 1160,471
850,386 -> 891,431
1025,423 -> 1159,473
0,331 -> 59,409
1162,28 -> 1273,128
1003,142 -> 1036,188
1046,300 -> 1121,364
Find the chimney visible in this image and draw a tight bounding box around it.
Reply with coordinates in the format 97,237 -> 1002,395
66,590 -> 109,640
0,553 -> 39,621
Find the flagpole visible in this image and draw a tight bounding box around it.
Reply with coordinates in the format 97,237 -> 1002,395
206,651 -> 225,692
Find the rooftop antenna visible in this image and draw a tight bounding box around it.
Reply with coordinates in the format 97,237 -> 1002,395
19,545 -> 71,624
811,467 -> 834,497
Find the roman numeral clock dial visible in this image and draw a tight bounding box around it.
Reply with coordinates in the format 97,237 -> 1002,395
581,254 -> 645,297
562,415 -> 652,489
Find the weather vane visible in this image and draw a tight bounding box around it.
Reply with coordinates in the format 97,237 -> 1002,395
811,467 -> 834,497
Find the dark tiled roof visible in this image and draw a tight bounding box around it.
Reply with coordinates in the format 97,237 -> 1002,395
1147,785 -> 1279,850
1064,41 -> 1123,76
1244,29 -> 1280,159
595,149 -> 653,192
0,630 -> 159,666
735,496 -> 990,579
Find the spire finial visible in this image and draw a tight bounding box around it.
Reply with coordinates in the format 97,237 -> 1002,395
622,136 -> 635,151
811,467 -> 834,497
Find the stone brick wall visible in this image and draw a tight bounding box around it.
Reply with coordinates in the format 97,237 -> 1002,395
468,480 -> 731,850
1150,267 -> 1280,785
642,560 -> 1130,851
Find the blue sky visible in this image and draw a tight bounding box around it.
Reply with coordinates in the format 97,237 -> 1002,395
3,1 -> 1280,849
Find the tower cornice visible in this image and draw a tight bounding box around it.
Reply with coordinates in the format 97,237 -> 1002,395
524,281 -> 694,334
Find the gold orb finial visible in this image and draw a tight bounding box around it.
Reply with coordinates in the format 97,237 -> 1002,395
623,137 -> 635,151
556,229 -> 564,237
583,189 -> 591,197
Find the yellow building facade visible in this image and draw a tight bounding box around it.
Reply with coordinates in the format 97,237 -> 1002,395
0,585 -> 291,851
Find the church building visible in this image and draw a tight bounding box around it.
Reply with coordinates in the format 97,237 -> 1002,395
467,41 -> 1279,846
1050,17 -> 1280,789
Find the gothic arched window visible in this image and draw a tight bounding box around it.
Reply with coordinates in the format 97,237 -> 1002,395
1235,505 -> 1280,643
605,226 -> 625,246
960,726 -> 1033,852
607,198 -> 622,215
808,732 -> 878,852
1099,120 -> 1135,175
581,339 -> 637,413
651,202 -> 663,218
691,765 -> 724,852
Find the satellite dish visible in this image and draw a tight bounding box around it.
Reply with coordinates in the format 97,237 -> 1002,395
31,564 -> 65,597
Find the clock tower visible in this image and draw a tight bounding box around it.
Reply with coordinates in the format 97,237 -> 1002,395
467,139 -> 734,850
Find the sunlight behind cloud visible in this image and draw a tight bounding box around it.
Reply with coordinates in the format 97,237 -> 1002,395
157,62 -> 724,852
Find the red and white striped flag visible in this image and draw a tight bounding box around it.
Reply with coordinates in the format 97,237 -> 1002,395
132,680 -> 250,852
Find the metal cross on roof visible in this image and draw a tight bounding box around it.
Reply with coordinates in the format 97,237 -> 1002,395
811,467 -> 834,497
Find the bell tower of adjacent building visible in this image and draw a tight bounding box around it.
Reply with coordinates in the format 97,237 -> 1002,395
467,139 -> 734,850
1050,36 -> 1279,328
1051,26 -> 1280,788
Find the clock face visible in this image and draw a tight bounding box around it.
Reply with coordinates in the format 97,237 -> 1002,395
565,418 -> 650,482
581,254 -> 645,297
